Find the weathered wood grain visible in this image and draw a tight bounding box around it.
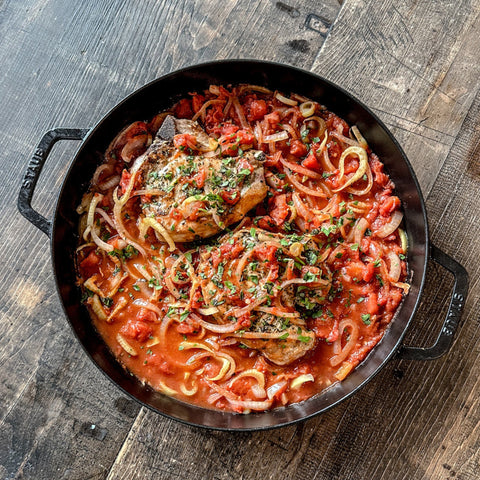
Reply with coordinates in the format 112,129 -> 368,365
0,0 -> 340,479
311,0 -> 480,197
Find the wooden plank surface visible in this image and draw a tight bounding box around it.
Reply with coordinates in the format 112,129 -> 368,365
1,0 -> 480,479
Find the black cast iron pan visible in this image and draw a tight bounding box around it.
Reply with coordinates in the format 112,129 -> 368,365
18,60 -> 469,431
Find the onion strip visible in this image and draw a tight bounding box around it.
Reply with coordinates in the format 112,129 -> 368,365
374,211 -> 403,238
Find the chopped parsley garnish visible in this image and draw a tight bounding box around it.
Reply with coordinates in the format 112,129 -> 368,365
361,314 -> 371,325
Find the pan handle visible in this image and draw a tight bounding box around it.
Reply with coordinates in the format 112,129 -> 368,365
397,244 -> 468,361
18,128 -> 90,236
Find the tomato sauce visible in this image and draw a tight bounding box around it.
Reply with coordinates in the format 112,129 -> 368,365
77,85 -> 408,413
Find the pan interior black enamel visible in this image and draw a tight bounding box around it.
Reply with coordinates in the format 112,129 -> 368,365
52,60 -> 428,430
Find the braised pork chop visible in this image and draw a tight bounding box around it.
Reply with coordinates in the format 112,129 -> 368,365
135,118 -> 267,242
197,228 -> 331,365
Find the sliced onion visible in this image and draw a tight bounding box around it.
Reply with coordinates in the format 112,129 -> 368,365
228,369 -> 266,399
275,92 -> 298,106
346,217 -> 369,245
207,381 -> 273,411
299,101 -> 315,117
285,170 -> 327,198
232,96 -> 250,130
290,374 -> 314,389
332,146 -> 369,192
159,315 -> 175,345
91,294 -> 107,321
255,307 -> 300,318
189,312 -> 240,334
98,175 -> 121,191
95,208 -> 116,229
92,164 -> 113,185
346,164 -> 373,196
228,296 -> 268,318
142,217 -> 176,252
91,226 -> 114,252
192,99 -> 225,122
279,156 -> 323,179
83,276 -> 103,296
398,228 -> 408,253
106,296 -> 128,323
264,131 -> 289,143
227,398 -> 273,411
157,380 -> 177,396
164,272 -> 181,299
330,319 -> 359,367
374,211 -> 403,238
206,357 -> 231,381
84,192 -> 102,240
330,131 -> 360,147
391,282 -> 410,294
387,251 -> 401,282
238,84 -> 273,95
334,361 -> 354,381
116,333 -> 137,356
292,192 -> 314,221
351,126 -> 368,149
112,196 -> 147,257
121,133 -> 151,163
196,306 -> 219,316
267,381 -> 288,400
180,373 -> 198,396
254,121 -> 263,144
133,299 -> 163,318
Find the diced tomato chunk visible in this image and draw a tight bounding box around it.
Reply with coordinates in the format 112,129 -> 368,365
363,262 -> 375,283
190,289 -> 204,309
269,194 -> 289,225
219,129 -> 255,156
185,201 -> 205,221
120,320 -> 153,342
148,354 -> 174,374
174,98 -> 193,119
290,140 -> 307,158
256,215 -> 277,231
220,242 -> 244,260
177,322 -> 196,334
119,169 -> 131,194
220,188 -> 240,205
173,133 -> 197,151
136,307 -> 157,323
193,168 -> 206,188
302,152 -> 321,171
210,249 -> 221,269
245,98 -> 268,122
379,196 -> 401,216
169,207 -> 183,220
238,158 -> 254,174
255,245 -> 277,262
192,94 -> 205,113
366,292 -> 379,315
238,312 -> 252,328
216,122 -> 239,137
370,154 -> 390,187
205,104 -> 225,134
80,251 -> 101,269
